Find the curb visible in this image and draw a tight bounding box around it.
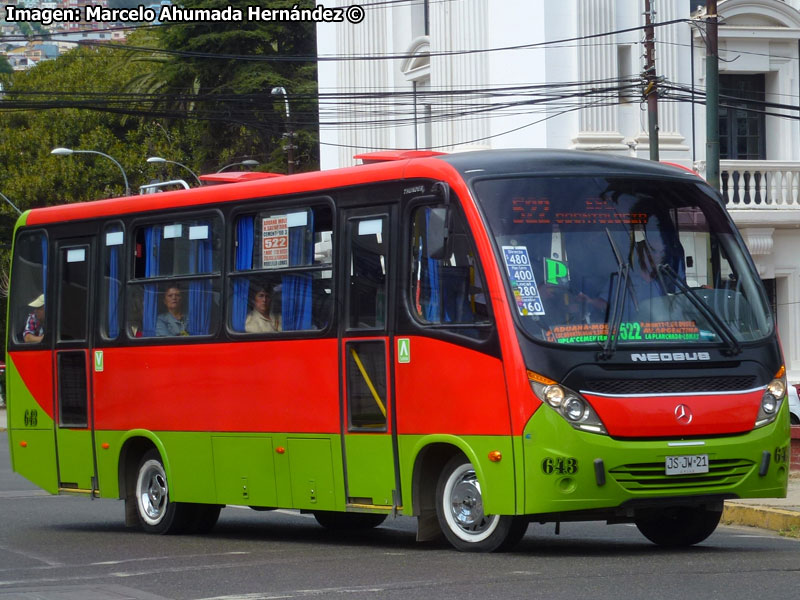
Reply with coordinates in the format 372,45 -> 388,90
723,502 -> 800,534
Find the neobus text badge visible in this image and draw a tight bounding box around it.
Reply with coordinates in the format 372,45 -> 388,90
665,454 -> 709,475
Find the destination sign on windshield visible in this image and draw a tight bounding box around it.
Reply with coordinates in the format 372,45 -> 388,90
512,197 -> 648,226
545,321 -> 701,344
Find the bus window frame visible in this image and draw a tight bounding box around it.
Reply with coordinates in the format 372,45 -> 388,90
400,193 -> 497,347
100,219 -> 126,343
225,195 -> 336,339
126,208 -> 225,342
343,208 -> 392,335
8,227 -> 51,351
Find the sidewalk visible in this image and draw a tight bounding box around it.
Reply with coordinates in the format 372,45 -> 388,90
0,406 -> 798,535
722,471 -> 800,535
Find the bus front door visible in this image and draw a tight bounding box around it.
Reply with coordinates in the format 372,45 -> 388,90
340,208 -> 398,510
53,238 -> 98,494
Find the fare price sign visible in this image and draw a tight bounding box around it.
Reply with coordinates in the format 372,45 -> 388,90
502,246 -> 545,316
262,216 -> 289,268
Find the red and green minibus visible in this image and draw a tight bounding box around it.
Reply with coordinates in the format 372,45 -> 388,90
5,149 -> 790,551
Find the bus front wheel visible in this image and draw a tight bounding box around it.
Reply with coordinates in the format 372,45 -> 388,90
134,449 -> 193,534
634,506 -> 722,547
435,455 -> 527,552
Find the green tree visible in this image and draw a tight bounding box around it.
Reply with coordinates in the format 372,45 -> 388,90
0,41 -> 173,209
0,10 -> 320,346
127,0 -> 319,173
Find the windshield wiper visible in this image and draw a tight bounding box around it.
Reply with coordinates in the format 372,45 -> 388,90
657,263 -> 742,355
599,228 -> 631,360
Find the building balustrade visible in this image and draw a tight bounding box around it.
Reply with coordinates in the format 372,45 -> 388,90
718,161 -> 800,209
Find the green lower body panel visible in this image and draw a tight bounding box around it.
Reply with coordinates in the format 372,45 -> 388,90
55,428 -> 95,491
521,405 -> 790,517
9,428 -> 58,494
15,408 -> 789,525
396,434 -> 518,516
344,434 -> 395,506
92,430 -> 345,512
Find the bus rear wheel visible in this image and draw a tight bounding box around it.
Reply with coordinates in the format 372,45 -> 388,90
435,455 -> 527,552
135,449 -> 193,534
190,504 -> 222,534
634,506 -> 722,547
313,511 -> 387,530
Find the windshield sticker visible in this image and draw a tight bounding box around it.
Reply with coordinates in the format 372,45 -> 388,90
502,246 -> 545,316
544,257 -> 569,285
546,321 -> 700,344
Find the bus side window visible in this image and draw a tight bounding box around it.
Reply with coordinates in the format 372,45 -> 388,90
10,231 -> 48,346
130,218 -> 222,338
409,205 -> 491,338
103,224 -> 124,340
229,205 -> 333,334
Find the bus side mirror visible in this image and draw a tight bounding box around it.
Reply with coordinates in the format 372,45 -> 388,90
427,207 -> 450,260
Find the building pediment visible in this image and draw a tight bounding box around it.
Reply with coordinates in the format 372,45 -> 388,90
718,0 -> 800,29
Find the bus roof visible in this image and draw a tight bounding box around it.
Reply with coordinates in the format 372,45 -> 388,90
197,171 -> 285,184
22,149 -> 703,227
437,149 -> 702,181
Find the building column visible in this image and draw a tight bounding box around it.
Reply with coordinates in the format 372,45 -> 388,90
573,0 -> 627,151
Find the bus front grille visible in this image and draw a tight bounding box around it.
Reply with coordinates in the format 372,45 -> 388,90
609,459 -> 754,491
584,375 -> 757,395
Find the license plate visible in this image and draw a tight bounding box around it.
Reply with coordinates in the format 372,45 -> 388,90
665,454 -> 709,475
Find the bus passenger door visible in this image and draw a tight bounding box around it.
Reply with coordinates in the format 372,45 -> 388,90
53,238 -> 98,494
340,207 -> 398,509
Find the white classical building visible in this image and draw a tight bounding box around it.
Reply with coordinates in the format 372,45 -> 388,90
317,0 -> 800,381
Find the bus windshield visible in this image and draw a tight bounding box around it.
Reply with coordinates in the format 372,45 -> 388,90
475,176 -> 773,347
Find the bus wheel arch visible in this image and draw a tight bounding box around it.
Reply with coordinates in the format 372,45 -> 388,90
434,454 -> 527,552
410,443 -> 461,542
118,436 -> 161,528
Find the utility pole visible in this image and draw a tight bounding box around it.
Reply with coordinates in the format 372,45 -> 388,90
705,0 -> 720,190
643,0 -> 659,161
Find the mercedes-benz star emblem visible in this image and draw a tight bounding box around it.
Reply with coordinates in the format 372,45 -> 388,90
675,404 -> 693,424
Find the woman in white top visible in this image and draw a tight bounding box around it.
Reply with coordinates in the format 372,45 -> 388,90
245,285 -> 281,333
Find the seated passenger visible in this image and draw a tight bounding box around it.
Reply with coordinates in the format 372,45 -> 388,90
23,294 -> 45,343
245,285 -> 281,333
156,285 -> 188,336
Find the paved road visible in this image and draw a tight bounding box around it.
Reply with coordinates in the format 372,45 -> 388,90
2,431 -> 800,600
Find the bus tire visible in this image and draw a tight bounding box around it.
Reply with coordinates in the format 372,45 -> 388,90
435,455 -> 527,552
313,511 -> 387,530
189,504 -> 223,534
634,506 -> 722,547
134,449 -> 193,534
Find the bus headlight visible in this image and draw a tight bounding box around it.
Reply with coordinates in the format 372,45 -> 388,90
755,368 -> 786,429
761,392 -> 778,415
544,385 -> 565,407
528,371 -> 607,435
563,396 -> 586,421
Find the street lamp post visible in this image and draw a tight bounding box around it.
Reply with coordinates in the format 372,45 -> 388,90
216,159 -> 259,173
271,86 -> 295,174
0,190 -> 22,215
146,156 -> 202,186
51,147 -> 131,196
